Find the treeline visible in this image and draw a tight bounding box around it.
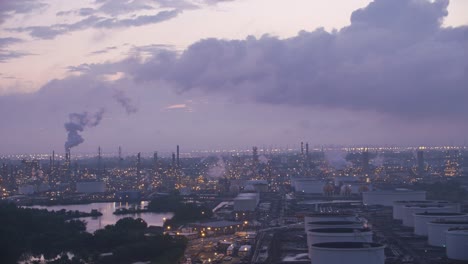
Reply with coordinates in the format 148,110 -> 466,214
0,202 -> 187,264
147,195 -> 212,227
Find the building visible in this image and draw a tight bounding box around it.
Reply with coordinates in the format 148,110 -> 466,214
76,181 -> 106,193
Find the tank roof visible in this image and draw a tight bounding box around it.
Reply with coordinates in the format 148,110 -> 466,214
312,242 -> 383,249
305,212 -> 354,217
447,228 -> 468,235
308,228 -> 370,233
415,212 -> 465,216
308,221 -> 361,225
430,220 -> 468,224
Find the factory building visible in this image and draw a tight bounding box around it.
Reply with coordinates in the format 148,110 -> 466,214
309,242 -> 385,264
290,178 -> 327,194
75,181 -> 106,193
413,212 -> 468,236
362,190 -> 426,206
446,228 -> 468,261
427,221 -> 468,247
233,192 -> 259,211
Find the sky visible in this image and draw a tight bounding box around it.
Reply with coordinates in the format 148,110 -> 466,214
0,0 -> 467,155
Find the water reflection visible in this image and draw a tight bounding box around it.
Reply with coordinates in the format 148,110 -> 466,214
31,201 -> 173,233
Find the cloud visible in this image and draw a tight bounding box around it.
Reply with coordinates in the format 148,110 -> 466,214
0,37 -> 31,62
10,9 -> 182,39
0,0 -> 47,24
164,103 -> 193,112
89,46 -> 118,55
110,0 -> 466,121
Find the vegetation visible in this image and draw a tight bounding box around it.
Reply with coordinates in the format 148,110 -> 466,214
0,202 -> 187,264
147,195 -> 212,227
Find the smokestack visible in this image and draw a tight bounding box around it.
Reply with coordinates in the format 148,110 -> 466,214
176,145 -> 180,168
96,146 -> 102,179
137,152 -> 141,178
153,151 -> 158,171
362,148 -> 370,175
172,153 -> 176,168
417,148 -> 424,176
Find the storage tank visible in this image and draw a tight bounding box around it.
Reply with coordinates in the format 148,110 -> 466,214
363,190 -> 426,206
446,228 -> 468,261
304,213 -> 357,229
413,213 -> 468,236
306,220 -> 363,231
306,228 -> 372,258
392,201 -> 448,220
309,242 -> 385,264
427,221 -> 468,247
402,204 -> 460,227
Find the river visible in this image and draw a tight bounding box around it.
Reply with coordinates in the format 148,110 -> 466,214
30,201 -> 173,233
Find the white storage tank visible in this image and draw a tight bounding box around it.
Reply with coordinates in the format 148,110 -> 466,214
309,242 -> 385,264
446,228 -> 468,261
392,201 -> 449,220
413,213 -> 468,236
304,213 -> 357,229
427,221 -> 468,247
306,228 -> 372,258
363,190 -> 426,206
402,204 -> 460,227
306,220 -> 363,232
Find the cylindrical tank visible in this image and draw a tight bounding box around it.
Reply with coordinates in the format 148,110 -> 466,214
307,228 -> 373,259
363,190 -> 426,206
310,242 -> 385,264
402,204 -> 460,227
392,201 -> 451,220
413,213 -> 468,236
427,221 -> 468,247
306,221 -> 363,231
304,213 -> 357,229
446,228 -> 468,261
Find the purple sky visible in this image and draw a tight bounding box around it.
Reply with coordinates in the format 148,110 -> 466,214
0,0 -> 467,154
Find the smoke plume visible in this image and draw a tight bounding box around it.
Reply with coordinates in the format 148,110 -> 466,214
64,108 -> 105,151
113,90 -> 138,114
206,156 -> 226,179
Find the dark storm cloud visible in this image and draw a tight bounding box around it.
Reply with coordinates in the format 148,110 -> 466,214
10,10 -> 181,39
112,0 -> 466,120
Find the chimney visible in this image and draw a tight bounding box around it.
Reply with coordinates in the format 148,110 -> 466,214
176,145 -> 180,167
